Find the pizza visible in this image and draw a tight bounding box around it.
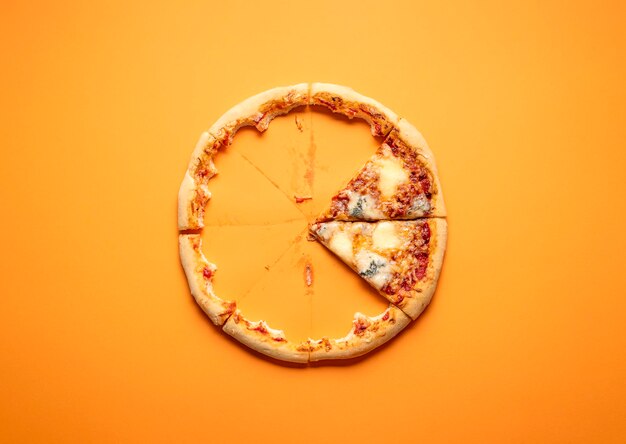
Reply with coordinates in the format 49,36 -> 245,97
223,310 -> 311,363
178,83 -> 447,363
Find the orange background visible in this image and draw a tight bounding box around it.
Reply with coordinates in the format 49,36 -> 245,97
2,0 -> 626,442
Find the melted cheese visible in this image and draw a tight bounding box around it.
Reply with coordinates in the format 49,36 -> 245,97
410,195 -> 431,215
375,156 -> 408,199
329,231 -> 354,263
372,222 -> 401,250
264,323 -> 286,339
347,193 -> 383,220
355,250 -> 392,290
369,269 -> 392,289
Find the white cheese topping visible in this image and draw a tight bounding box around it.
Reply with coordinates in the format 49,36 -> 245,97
329,231 -> 354,263
372,222 -> 402,250
409,194 -> 432,216
263,323 -> 286,339
347,193 -> 383,220
369,269 -> 392,290
313,223 -> 330,241
375,156 -> 408,199
347,192 -> 364,218
355,250 -> 392,289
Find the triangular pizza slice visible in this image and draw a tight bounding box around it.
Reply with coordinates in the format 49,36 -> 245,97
314,118 -> 446,222
309,219 -> 447,319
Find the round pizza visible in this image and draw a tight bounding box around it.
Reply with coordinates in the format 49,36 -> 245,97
178,83 -> 447,363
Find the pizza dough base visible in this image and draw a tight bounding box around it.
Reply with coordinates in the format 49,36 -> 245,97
179,234 -> 235,325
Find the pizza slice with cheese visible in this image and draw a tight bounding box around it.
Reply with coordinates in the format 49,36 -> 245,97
309,219 -> 447,320
314,118 -> 446,222
223,310 -> 310,363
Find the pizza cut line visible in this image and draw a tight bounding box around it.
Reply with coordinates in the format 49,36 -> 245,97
178,83 -> 447,363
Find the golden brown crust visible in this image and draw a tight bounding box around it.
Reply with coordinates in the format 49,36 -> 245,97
254,86 -> 310,132
177,171 -> 211,231
392,118 -> 446,217
177,132 -> 223,230
309,305 -> 411,361
209,83 -> 309,144
222,310 -> 310,363
309,83 -> 400,137
179,234 -> 236,325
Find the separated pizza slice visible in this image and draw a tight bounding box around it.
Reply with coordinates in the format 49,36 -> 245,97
314,118 -> 446,222
309,219 -> 447,320
178,83 -> 309,230
309,304 -> 411,361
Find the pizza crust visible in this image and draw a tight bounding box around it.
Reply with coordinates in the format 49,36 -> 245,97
178,171 -> 211,230
310,83 -> 400,137
209,83 -> 309,142
222,310 -> 310,363
177,131 -> 222,230
179,234 -> 236,325
397,218 -> 447,319
309,305 -> 410,361
393,118 -> 447,217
